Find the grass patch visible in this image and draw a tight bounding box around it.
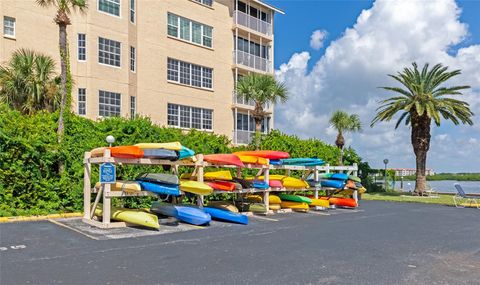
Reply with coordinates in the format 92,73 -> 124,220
362,192 -> 455,206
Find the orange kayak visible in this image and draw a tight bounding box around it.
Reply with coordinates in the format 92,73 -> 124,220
203,154 -> 244,167
320,197 -> 357,208
109,146 -> 144,159
206,181 -> 236,191
234,150 -> 289,160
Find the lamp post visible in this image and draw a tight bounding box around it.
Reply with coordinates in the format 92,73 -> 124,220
383,158 -> 389,191
106,135 -> 115,147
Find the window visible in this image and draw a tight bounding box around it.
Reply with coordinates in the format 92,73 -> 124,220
193,0 -> 213,6
99,90 -> 121,117
235,1 -> 271,23
130,0 -> 135,23
3,16 -> 15,37
167,104 -> 213,130
78,88 -> 86,115
167,13 -> 213,48
236,37 -> 269,59
130,46 -> 136,72
98,0 -> 120,17
236,113 -> 269,133
130,96 -> 136,119
78,34 -> 86,61
98,37 -> 121,67
167,58 -> 213,90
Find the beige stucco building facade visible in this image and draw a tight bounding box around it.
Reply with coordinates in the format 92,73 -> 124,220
0,0 -> 283,144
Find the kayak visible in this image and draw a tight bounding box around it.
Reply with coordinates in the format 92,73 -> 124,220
308,197 -> 330,207
321,179 -> 345,189
232,178 -> 253,189
253,175 -> 309,189
246,194 -> 282,204
346,180 -> 357,189
134,142 -> 182,150
280,201 -> 309,212
234,150 -> 290,160
269,180 -> 283,188
280,158 -> 324,166
204,171 -> 233,181
278,194 -> 312,204
109,146 -> 144,159
269,204 -> 281,210
320,197 -> 357,208
179,180 -> 213,195
348,175 -> 361,183
150,202 -> 211,225
95,204 -> 159,229
90,147 -> 107,157
269,160 -> 282,165
206,181 -> 236,191
207,201 -> 239,213
330,173 -> 349,181
237,155 -> 269,165
203,154 -> 244,167
178,146 -> 195,159
203,207 -> 248,225
142,149 -> 178,160
252,181 -> 269,189
136,173 -> 179,185
235,202 -> 267,213
94,180 -> 141,193
137,181 -> 181,196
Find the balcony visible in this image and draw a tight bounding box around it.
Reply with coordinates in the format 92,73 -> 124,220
233,50 -> 272,73
232,91 -> 271,111
234,10 -> 272,37
233,130 -> 254,145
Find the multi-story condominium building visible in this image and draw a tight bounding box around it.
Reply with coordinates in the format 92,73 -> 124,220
0,0 -> 284,144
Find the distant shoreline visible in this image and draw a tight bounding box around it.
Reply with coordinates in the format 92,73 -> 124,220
395,173 -> 480,181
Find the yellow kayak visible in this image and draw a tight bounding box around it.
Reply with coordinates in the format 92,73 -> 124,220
309,198 -> 330,208
281,201 -> 310,212
94,204 -> 159,229
90,147 -> 107,157
207,201 -> 239,213
134,142 -> 182,150
251,175 -> 308,189
269,204 -> 281,210
181,170 -> 233,181
94,180 -> 141,193
246,194 -> 282,204
238,155 -> 269,165
180,180 -> 213,195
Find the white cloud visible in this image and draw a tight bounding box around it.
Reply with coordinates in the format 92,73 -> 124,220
309,29 -> 328,50
275,0 -> 480,172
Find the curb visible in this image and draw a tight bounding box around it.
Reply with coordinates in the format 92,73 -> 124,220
0,212 -> 83,223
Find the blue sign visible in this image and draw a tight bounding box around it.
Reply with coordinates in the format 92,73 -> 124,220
99,163 -> 116,184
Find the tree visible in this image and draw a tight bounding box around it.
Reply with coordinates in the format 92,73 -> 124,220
235,73 -> 288,149
36,0 -> 87,143
329,110 -> 362,165
371,62 -> 473,195
0,49 -> 59,114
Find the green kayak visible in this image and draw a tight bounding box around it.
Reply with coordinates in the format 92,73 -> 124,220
320,173 -> 334,179
235,202 -> 267,213
278,194 -> 312,204
348,175 -> 361,183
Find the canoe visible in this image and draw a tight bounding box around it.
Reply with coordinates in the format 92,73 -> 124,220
94,180 -> 141,193
320,197 -> 357,208
150,202 -> 211,225
137,181 -> 181,196
204,171 -> 233,181
235,202 -> 267,213
179,180 -> 213,195
348,175 -> 362,183
232,178 -> 253,189
330,173 -> 349,181
206,181 -> 236,191
308,198 -> 330,208
142,148 -> 178,160
269,204 -> 281,210
203,207 -> 248,225
109,146 -> 144,159
234,150 -> 290,160
179,146 -> 195,159
278,194 -> 312,204
95,204 -> 159,229
252,181 -> 269,189
280,158 -> 325,166
136,173 -> 179,185
280,201 -> 310,212
134,142 -> 182,150
207,201 -> 239,213
269,180 -> 283,188
203,154 -> 244,167
237,155 -> 269,165
321,179 -> 345,189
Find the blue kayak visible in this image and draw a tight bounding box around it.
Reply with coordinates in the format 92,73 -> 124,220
203,207 -> 248,225
321,179 -> 345,189
252,181 -> 269,189
179,146 -> 195,159
150,202 -> 211,225
269,160 -> 282,165
137,181 -> 181,196
330,173 -> 349,181
280,158 -> 325,166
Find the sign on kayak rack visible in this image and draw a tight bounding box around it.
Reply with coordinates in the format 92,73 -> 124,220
99,163 -> 116,184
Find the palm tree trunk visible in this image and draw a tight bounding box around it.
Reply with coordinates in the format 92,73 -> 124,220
254,118 -> 262,150
335,132 -> 345,165
411,115 -> 431,195
57,23 -> 68,144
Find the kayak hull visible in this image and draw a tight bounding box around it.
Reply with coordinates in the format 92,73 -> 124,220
207,201 -> 239,213
321,179 -> 345,189
180,181 -> 213,195
142,149 -> 178,160
109,146 -> 144,158
134,142 -> 182,150
95,204 -> 159,229
138,181 -> 181,196
204,154 -> 244,167
320,197 -> 357,208
95,180 -> 141,193
278,194 -> 312,204
206,181 -> 236,191
234,150 -> 290,160
203,207 -> 248,225
150,202 -> 211,225
136,173 -> 179,185
280,201 -> 310,212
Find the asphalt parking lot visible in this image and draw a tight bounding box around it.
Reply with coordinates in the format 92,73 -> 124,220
1,201 -> 480,285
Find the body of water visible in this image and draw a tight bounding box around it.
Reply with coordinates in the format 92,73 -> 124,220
394,180 -> 480,194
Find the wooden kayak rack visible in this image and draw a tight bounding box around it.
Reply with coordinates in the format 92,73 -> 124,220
83,149 -> 358,228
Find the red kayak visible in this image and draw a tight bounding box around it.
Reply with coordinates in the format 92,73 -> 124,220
109,146 -> 144,159
206,181 -> 236,191
203,154 -> 244,167
320,197 -> 357,208
234,150 -> 290,160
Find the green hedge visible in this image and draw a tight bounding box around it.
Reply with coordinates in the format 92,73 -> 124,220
0,107 -> 360,216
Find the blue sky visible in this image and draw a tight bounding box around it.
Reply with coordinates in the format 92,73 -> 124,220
265,0 -> 480,173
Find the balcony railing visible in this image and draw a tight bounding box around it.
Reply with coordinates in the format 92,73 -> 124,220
232,91 -> 271,110
234,10 -> 272,36
233,50 -> 272,73
233,130 -> 268,145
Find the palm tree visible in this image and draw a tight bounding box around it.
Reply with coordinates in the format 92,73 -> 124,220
236,73 -> 288,148
329,111 -> 362,165
0,49 -> 59,114
371,62 -> 473,195
36,0 -> 87,142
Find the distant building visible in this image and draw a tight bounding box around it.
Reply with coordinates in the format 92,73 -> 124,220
392,168 -> 435,177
